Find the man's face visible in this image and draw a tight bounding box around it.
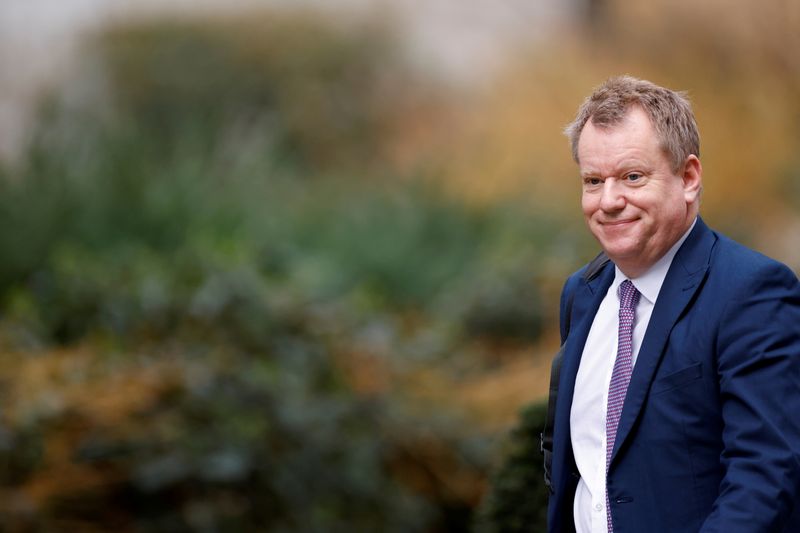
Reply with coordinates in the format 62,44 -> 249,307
577,106 -> 700,278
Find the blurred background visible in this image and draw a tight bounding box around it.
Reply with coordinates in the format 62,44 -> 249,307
0,0 -> 798,531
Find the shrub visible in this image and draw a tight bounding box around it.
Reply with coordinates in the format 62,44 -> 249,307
476,402 -> 550,533
0,10 -> 563,531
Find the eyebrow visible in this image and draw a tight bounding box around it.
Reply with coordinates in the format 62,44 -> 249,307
580,159 -> 652,178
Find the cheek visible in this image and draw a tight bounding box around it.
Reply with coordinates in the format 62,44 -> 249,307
581,195 -> 596,217
629,192 -> 662,218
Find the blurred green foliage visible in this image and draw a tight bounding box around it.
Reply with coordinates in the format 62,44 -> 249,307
475,403 -> 549,533
0,10 -> 560,532
88,13 -> 414,174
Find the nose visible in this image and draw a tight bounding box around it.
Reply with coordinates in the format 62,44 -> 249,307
599,178 -> 626,212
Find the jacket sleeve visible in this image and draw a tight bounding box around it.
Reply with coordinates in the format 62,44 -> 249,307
701,261 -> 800,532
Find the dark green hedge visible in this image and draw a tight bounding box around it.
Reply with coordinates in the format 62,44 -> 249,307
477,402 -> 550,533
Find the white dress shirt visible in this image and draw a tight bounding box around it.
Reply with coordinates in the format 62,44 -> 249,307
570,219 -> 696,533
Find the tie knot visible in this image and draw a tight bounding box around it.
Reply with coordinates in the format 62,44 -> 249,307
619,279 -> 640,309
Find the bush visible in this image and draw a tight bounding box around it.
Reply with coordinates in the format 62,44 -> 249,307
0,10 -> 564,531
476,402 -> 550,533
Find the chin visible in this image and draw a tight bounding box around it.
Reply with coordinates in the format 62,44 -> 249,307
599,243 -> 640,263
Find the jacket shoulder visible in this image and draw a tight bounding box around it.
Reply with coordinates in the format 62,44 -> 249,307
710,232 -> 799,285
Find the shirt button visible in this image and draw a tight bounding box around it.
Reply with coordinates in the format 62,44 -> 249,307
594,503 -> 603,512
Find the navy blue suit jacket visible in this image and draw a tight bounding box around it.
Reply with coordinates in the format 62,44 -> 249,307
547,218 -> 800,532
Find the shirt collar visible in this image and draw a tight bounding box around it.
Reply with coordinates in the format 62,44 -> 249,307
612,217 -> 697,305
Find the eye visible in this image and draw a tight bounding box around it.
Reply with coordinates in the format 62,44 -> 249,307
626,173 -> 642,182
584,177 -> 602,186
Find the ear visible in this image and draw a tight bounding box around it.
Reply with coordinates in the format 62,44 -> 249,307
682,155 -> 702,204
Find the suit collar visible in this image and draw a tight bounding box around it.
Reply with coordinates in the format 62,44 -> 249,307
586,257 -> 615,297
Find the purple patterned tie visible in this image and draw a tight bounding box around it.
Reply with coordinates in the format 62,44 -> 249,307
605,279 -> 640,532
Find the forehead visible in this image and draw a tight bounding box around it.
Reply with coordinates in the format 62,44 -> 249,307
577,107 -> 664,173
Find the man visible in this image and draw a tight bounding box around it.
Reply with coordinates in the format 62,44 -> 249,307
547,76 -> 800,532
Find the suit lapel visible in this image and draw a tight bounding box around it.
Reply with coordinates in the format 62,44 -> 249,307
560,264 -> 615,408
553,262 -> 615,484
609,218 -> 717,464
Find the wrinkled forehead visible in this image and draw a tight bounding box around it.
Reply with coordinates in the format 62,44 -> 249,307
583,106 -> 668,153
576,107 -> 666,172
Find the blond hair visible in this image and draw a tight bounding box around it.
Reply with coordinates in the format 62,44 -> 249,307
565,75 -> 700,172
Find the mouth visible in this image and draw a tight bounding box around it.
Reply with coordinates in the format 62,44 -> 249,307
600,217 -> 638,227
